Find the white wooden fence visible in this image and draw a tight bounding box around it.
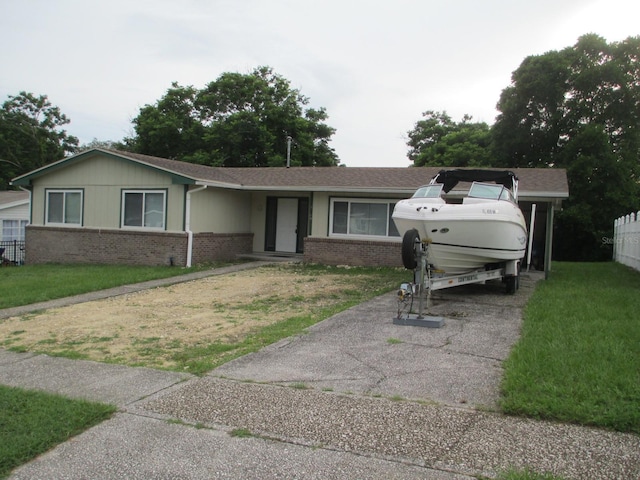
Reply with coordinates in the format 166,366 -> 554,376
613,212 -> 640,271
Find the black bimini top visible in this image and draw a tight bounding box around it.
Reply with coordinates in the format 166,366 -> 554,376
432,169 -> 518,193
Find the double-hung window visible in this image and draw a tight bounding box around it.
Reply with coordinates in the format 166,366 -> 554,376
2,220 -> 29,241
46,189 -> 83,226
121,190 -> 166,229
330,198 -> 400,238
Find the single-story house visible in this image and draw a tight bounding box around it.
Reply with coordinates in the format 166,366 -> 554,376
11,148 -> 568,275
0,190 -> 30,264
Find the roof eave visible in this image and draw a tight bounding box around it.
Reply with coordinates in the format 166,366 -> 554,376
10,152 -> 77,186
0,199 -> 30,210
520,191 -> 570,200
446,188 -> 568,199
193,180 -> 245,189
11,148 -> 198,186
196,182 -> 417,195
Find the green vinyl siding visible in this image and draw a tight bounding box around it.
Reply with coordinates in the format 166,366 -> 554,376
30,154 -> 185,231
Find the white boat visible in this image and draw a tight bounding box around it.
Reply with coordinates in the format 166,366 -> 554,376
392,169 -> 528,274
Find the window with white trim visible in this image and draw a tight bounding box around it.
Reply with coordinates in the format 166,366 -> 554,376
2,220 -> 28,241
330,199 -> 400,238
46,190 -> 83,226
121,190 -> 166,229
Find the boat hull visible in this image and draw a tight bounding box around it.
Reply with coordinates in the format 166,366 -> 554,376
392,200 -> 528,274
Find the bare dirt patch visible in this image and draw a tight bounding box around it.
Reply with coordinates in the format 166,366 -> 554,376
0,265 -> 384,371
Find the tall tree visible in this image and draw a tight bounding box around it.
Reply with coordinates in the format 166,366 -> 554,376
127,83 -> 204,161
407,111 -> 492,167
0,92 -> 78,189
492,34 -> 640,260
128,66 -> 339,167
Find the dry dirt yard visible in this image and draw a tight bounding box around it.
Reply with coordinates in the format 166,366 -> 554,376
1,265 -> 396,371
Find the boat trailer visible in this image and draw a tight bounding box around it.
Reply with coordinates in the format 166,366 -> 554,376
394,239 -> 520,328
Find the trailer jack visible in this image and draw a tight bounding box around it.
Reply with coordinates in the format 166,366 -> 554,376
394,240 -> 445,328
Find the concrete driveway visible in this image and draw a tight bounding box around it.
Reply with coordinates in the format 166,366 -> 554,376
209,271 -> 539,409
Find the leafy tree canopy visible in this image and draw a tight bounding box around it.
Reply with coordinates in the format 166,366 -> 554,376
407,111 -> 492,167
79,138 -> 126,151
0,92 -> 78,189
492,34 -> 640,260
126,66 -> 339,167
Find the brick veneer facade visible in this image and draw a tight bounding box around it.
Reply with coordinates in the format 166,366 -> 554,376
303,237 -> 403,267
25,226 -> 253,266
191,232 -> 254,265
25,226 -> 399,267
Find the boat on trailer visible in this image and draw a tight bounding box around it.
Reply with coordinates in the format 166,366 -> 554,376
392,169 -> 528,276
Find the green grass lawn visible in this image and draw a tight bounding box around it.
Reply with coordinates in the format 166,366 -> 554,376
0,263 -> 214,309
501,262 -> 640,434
0,385 -> 115,479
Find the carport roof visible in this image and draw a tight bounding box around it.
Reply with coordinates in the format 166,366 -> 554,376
12,148 -> 569,200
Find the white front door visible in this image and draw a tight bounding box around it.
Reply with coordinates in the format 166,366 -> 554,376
275,198 -> 298,252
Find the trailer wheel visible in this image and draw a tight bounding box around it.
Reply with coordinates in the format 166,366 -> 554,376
401,229 -> 420,270
505,276 -> 517,294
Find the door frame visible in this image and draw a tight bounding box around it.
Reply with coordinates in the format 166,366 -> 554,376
264,196 -> 309,253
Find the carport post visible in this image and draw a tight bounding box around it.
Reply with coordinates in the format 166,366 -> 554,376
527,204 -> 536,272
544,203 -> 555,279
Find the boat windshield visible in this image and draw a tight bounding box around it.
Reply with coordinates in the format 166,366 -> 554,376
468,182 -> 515,202
411,184 -> 444,199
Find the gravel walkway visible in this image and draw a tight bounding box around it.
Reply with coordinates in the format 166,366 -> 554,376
140,376 -> 640,480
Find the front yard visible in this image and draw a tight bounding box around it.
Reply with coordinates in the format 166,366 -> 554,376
0,263 -> 407,374
1,261 -> 637,480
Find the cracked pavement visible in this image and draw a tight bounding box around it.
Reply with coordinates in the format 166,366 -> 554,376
207,274 -> 534,409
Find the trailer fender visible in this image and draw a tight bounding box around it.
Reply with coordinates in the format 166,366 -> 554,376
505,259 -> 519,277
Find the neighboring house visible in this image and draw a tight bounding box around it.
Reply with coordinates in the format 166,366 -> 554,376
0,190 -> 30,264
11,149 -> 568,274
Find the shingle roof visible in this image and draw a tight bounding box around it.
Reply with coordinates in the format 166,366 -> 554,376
119,150 -> 568,198
12,148 -> 569,199
0,190 -> 29,207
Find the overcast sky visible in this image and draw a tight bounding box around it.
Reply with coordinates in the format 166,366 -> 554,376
1,0 -> 638,167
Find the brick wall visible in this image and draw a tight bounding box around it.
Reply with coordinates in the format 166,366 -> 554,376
25,226 -> 255,267
26,226 -> 189,266
191,232 -> 254,264
25,227 -> 397,268
303,237 -> 403,267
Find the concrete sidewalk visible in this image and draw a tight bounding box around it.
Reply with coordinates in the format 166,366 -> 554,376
1,268 -> 639,479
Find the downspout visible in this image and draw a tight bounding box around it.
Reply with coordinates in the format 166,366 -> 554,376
185,185 -> 208,267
